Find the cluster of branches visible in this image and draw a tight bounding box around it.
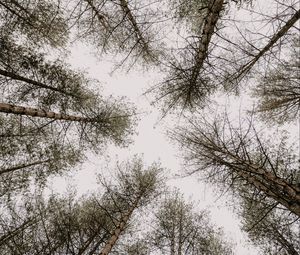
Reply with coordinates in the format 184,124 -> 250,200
0,159 -> 233,255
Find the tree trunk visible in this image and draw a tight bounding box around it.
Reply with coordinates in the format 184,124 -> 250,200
190,0 -> 224,83
170,222 -> 175,255
271,224 -> 299,255
0,69 -> 81,99
0,218 -> 36,245
234,165 -> 300,217
77,231 -> 107,255
224,151 -> 300,216
84,0 -> 110,30
177,209 -> 183,255
119,0 -> 151,56
0,103 -> 88,122
99,196 -> 141,255
0,160 -> 50,176
232,8 -> 300,81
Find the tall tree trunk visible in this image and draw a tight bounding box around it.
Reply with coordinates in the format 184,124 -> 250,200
270,224 -> 299,255
0,160 -> 50,176
0,69 -> 81,99
190,0 -> 224,83
0,218 -> 36,245
77,231 -> 107,255
231,8 -> 300,82
84,0 -> 110,30
119,0 -> 151,56
177,209 -> 183,255
170,222 -> 175,255
0,1 -> 32,26
232,163 -> 300,217
224,151 -> 300,216
99,195 -> 141,255
0,103 -> 88,122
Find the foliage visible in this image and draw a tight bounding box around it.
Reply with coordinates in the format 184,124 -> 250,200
150,191 -> 233,255
0,0 -> 69,48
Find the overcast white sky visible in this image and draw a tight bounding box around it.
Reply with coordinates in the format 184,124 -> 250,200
48,0 -> 299,254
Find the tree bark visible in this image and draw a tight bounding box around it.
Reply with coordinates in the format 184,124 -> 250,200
232,8 -> 300,81
271,224 -> 299,255
0,103 -> 89,122
77,231 -> 107,255
99,195 -> 141,255
0,69 -> 81,99
84,0 -> 110,30
0,160 -> 50,176
0,218 -> 36,245
227,159 -> 300,217
190,0 -> 224,83
224,152 -> 300,217
177,210 -> 183,255
119,0 -> 151,56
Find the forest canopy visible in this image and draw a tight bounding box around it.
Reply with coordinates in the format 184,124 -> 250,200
0,0 -> 299,254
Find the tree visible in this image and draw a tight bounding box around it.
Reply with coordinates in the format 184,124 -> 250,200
0,192 -> 114,255
156,0 -> 226,111
154,0 -> 299,112
0,0 -> 69,47
171,115 -> 300,217
99,157 -> 164,255
0,34 -> 136,200
0,35 -> 92,111
219,4 -> 300,90
150,191 -> 233,255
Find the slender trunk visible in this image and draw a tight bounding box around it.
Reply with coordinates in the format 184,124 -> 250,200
119,0 -> 151,56
0,103 -> 89,122
232,8 -> 300,81
77,233 -> 98,255
177,210 -> 183,255
77,229 -> 107,255
88,236 -> 107,255
0,160 -> 50,176
0,218 -> 36,245
0,1 -> 32,26
271,225 -> 299,255
170,233 -> 175,255
84,0 -> 110,30
190,0 -> 224,83
99,196 -> 141,255
0,69 -> 81,99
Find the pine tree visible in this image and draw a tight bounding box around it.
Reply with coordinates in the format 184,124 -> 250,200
171,115 -> 300,217
99,157 -> 164,255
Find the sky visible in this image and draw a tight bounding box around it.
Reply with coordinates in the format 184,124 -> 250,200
48,0 -> 299,254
